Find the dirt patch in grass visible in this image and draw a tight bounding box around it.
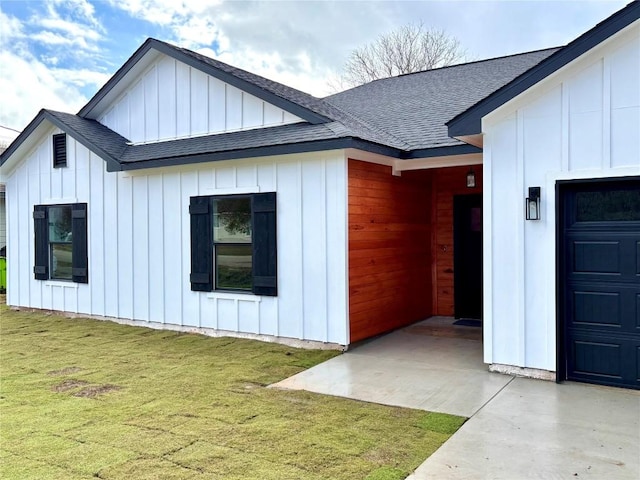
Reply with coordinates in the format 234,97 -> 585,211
48,366 -> 83,376
73,384 -> 121,398
52,379 -> 90,392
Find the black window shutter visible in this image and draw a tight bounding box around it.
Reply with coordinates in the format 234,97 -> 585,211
52,134 -> 67,168
71,203 -> 88,283
251,192 -> 277,296
190,196 -> 213,291
33,205 -> 49,280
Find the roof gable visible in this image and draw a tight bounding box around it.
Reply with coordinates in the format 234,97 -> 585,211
97,52 -> 305,144
0,110 -> 126,174
78,38 -> 331,126
447,1 -> 640,137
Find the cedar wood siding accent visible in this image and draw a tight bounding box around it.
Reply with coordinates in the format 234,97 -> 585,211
432,165 -> 483,316
348,159 -> 433,342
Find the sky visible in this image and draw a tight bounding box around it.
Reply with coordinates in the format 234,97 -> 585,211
0,0 -> 630,134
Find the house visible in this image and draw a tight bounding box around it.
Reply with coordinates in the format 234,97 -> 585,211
0,125 -> 20,255
0,2 -> 638,389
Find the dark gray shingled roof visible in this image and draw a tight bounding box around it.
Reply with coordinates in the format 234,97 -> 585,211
0,41 -> 562,171
325,48 -> 559,151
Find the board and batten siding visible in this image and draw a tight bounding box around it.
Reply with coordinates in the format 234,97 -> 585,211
0,194 -> 5,249
99,54 -> 303,144
5,130 -> 348,345
482,22 -> 640,372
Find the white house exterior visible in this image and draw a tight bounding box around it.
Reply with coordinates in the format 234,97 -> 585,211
0,126 -> 21,252
1,2 -> 638,389
482,19 -> 639,382
3,105 -> 349,346
448,4 -> 639,387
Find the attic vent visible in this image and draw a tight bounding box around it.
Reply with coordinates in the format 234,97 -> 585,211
53,133 -> 67,168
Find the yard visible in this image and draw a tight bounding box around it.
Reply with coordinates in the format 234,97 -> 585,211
0,299 -> 465,479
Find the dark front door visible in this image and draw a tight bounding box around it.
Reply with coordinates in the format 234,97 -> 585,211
560,179 -> 640,389
454,194 -> 483,319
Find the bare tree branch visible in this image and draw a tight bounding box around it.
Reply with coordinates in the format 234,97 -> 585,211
333,23 -> 466,90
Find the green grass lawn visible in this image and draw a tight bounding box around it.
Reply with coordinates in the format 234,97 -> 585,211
0,300 -> 465,479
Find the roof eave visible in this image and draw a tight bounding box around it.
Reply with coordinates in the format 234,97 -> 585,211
0,110 -> 122,172
116,138 -> 484,172
446,1 -> 640,137
116,137 -> 402,172
401,143 -> 482,160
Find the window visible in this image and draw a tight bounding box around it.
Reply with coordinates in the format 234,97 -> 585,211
214,197 -> 252,290
576,189 -> 640,222
33,203 -> 88,283
52,134 -> 67,168
190,192 -> 277,296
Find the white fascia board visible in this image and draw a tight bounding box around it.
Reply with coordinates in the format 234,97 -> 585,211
394,153 -> 482,172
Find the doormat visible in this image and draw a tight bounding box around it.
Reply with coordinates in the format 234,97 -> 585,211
453,319 -> 482,327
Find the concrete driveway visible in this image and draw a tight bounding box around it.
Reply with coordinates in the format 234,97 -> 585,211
272,319 -> 640,479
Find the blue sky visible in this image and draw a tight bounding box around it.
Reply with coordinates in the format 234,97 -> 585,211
0,0 -> 629,136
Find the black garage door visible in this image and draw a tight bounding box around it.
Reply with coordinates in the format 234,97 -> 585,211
560,179 -> 640,389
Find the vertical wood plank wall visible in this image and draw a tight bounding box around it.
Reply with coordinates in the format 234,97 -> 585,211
432,166 -> 483,316
348,159 -> 432,342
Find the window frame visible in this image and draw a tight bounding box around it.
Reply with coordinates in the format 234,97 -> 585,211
33,203 -> 88,284
212,194 -> 253,292
189,192 -> 277,296
47,204 -> 74,281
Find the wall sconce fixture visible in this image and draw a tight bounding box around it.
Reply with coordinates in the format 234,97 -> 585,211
526,187 -> 541,220
466,168 -> 476,188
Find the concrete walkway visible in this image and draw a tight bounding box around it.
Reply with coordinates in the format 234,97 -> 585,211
272,320 -> 640,479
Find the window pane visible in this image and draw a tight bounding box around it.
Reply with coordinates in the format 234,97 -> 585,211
51,244 -> 73,280
216,244 -> 252,290
213,198 -> 251,243
49,206 -> 73,242
576,190 -> 640,222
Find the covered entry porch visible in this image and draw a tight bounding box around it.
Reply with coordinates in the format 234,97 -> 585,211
348,156 -> 484,345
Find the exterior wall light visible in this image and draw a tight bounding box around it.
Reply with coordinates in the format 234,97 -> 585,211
466,168 -> 476,188
526,187 -> 541,220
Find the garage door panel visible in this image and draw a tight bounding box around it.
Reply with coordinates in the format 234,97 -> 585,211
573,241 -> 620,274
566,234 -> 639,280
562,179 -> 640,390
573,291 -> 620,326
567,283 -> 638,329
572,339 -> 622,379
568,333 -> 640,387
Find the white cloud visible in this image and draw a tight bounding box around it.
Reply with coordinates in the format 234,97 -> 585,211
35,16 -> 102,45
30,29 -> 99,51
0,50 -> 90,130
108,0 -> 220,25
107,0 -> 374,96
0,3 -> 107,130
28,0 -> 104,59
